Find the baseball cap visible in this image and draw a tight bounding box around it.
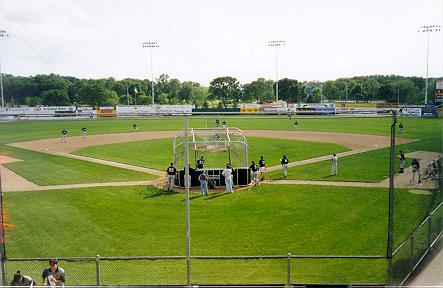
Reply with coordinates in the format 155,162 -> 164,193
49,258 -> 58,265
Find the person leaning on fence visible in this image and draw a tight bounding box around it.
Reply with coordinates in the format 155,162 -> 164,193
166,163 -> 177,191
198,171 -> 209,196
10,270 -> 36,286
42,258 -> 65,286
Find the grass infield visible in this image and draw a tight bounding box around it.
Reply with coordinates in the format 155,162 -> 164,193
72,136 -> 349,170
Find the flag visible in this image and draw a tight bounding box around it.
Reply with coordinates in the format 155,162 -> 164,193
134,87 -> 138,94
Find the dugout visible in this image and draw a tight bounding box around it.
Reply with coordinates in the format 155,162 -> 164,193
173,127 -> 250,188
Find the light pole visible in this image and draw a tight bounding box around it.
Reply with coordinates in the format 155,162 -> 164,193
142,41 -> 159,106
0,29 -> 9,108
268,40 -> 285,102
418,25 -> 441,104
345,82 -> 348,103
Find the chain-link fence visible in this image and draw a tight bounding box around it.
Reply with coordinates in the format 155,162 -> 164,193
0,112 -> 441,286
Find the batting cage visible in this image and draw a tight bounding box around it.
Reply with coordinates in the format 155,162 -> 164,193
172,127 -> 249,188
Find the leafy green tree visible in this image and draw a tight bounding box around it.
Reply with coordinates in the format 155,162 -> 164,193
277,78 -> 305,103
24,96 -> 42,106
243,78 -> 274,103
209,76 -> 241,108
41,89 -> 71,106
322,80 -> 339,101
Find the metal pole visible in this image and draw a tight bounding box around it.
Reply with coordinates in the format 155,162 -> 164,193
286,253 -> 292,287
0,40 -> 4,108
0,165 -> 7,286
425,30 -> 430,104
427,214 -> 432,249
345,82 -> 348,103
150,46 -> 155,106
184,115 -> 191,287
409,235 -> 414,269
95,254 -> 100,286
386,112 -> 397,285
320,84 -> 323,103
275,46 -> 279,102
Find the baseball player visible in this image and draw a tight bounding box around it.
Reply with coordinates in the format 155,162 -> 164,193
331,154 -> 338,176
81,126 -> 87,138
281,155 -> 289,178
196,156 -> 205,169
294,120 -> 299,129
399,150 -> 405,173
399,122 -> 404,134
410,159 -> 421,185
132,123 -> 137,132
61,128 -> 68,143
250,161 -> 259,186
222,163 -> 233,193
259,156 -> 266,181
222,120 -> 227,128
215,118 -> 220,128
166,163 -> 177,191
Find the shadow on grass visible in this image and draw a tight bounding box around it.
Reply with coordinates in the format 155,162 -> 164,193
140,187 -> 179,199
322,174 -> 336,179
204,192 -> 230,200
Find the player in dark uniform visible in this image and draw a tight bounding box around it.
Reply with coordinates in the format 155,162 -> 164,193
166,163 -> 177,191
196,156 -> 205,169
61,128 -> 68,143
215,118 -> 220,128
399,150 -> 405,173
250,161 -> 259,186
81,126 -> 87,138
281,155 -> 289,178
399,122 -> 404,134
259,156 -> 266,181
222,120 -> 227,128
132,123 -> 137,131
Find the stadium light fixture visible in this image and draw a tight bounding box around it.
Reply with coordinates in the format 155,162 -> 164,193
0,29 -> 9,108
268,40 -> 285,102
142,41 -> 160,106
418,25 -> 441,104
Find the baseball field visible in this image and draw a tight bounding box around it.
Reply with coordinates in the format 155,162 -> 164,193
0,115 -> 442,285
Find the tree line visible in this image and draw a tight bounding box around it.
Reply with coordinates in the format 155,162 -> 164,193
1,73 -> 441,108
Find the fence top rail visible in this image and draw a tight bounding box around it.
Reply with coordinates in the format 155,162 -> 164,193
6,254 -> 386,262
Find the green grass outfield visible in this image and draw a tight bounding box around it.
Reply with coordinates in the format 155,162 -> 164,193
0,116 -> 440,145
73,136 -> 349,170
1,116 -> 440,186
5,184 -> 440,284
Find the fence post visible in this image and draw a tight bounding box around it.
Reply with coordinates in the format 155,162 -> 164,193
386,112 -> 396,286
286,253 -> 292,287
95,254 -> 100,286
409,235 -> 414,269
427,214 -> 432,249
0,166 -> 6,286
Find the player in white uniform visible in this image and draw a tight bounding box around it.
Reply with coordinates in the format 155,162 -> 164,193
222,163 -> 233,193
81,126 -> 87,138
331,154 -> 338,176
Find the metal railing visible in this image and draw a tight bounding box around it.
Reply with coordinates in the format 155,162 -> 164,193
391,202 -> 442,285
3,254 -> 385,286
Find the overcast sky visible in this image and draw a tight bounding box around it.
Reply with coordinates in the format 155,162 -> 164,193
0,0 -> 442,85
